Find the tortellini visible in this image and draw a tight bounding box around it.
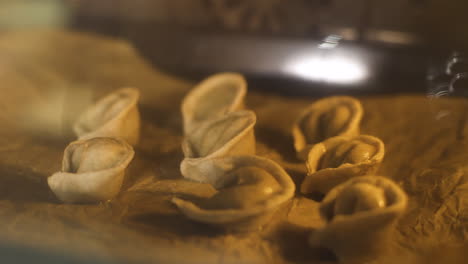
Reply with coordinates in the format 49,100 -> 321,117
319,137 -> 378,169
181,72 -> 247,134
180,110 -> 256,185
301,135 -> 384,195
309,176 -> 408,263
48,137 -> 135,203
292,96 -> 363,160
333,182 -> 386,216
202,166 -> 281,210
172,156 -> 295,231
180,73 -> 255,185
73,87 -> 140,146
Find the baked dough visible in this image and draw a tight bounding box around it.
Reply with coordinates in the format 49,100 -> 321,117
180,110 -> 256,186
48,137 -> 135,203
74,87 -> 140,146
172,155 -> 295,231
292,96 -> 363,160
309,176 -> 408,263
181,73 -> 247,134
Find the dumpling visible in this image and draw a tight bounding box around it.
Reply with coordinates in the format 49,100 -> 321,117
48,137 -> 135,203
309,176 -> 408,263
181,72 -> 247,134
181,110 -> 256,184
292,96 -> 363,160
201,166 -> 282,210
172,155 -> 295,232
73,87 -> 140,146
301,135 -> 384,195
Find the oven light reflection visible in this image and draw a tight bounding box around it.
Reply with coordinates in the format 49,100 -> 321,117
284,55 -> 368,84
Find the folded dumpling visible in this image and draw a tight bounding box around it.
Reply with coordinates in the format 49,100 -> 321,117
301,135 -> 384,195
292,96 -> 363,160
181,110 -> 256,185
173,155 -> 295,231
181,72 -> 247,134
309,176 -> 407,263
73,87 -> 140,146
48,137 -> 135,203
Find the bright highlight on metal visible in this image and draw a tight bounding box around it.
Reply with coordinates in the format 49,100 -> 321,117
285,55 -> 368,84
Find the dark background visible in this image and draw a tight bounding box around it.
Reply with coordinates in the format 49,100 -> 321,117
2,0 -> 468,94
